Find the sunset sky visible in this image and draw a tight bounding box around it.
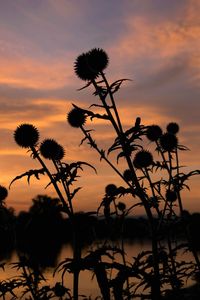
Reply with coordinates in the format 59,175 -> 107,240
0,0 -> 199,214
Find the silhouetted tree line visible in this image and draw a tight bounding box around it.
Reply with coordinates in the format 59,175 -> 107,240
1,194 -> 200,269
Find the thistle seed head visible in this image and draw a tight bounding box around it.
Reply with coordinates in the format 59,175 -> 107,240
40,139 -> 65,161
166,190 -> 177,202
146,125 -> 162,142
123,169 -> 132,182
133,150 -> 153,169
105,184 -> 117,197
74,48 -> 109,81
14,124 -> 39,148
117,202 -> 126,211
67,107 -> 87,128
159,133 -> 178,152
167,122 -> 179,135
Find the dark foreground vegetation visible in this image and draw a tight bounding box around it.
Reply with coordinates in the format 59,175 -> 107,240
0,48 -> 200,299
1,196 -> 200,299
1,195 -> 200,267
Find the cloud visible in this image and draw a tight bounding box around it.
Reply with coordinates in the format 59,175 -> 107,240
0,55 -> 75,89
106,0 -> 200,86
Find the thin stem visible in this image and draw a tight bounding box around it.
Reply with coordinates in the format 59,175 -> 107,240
143,167 -> 161,217
80,126 -> 128,185
30,147 -> 71,217
92,79 -> 120,136
22,264 -> 37,300
120,214 -> 131,300
53,160 -> 74,215
174,149 -> 184,214
100,72 -> 124,135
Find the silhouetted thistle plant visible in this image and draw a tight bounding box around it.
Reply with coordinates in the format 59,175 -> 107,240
105,183 -> 118,197
166,190 -> 178,203
159,132 -> 178,152
11,123 -> 97,300
133,150 -> 153,169
74,48 -> 109,81
14,123 -> 40,148
66,47 -> 200,299
6,47 -> 200,300
123,169 -> 132,182
67,107 -> 87,128
39,139 -> 65,161
146,125 -> 163,142
0,255 -> 71,300
167,122 -> 179,135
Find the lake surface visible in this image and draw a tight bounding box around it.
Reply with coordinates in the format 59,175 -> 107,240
0,239 -> 197,299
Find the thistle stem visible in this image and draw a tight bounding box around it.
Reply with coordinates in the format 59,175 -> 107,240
53,159 -> 74,215
100,72 -> 124,135
30,146 -> 71,216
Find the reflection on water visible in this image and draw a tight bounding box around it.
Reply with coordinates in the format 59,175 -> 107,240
0,239 -> 197,298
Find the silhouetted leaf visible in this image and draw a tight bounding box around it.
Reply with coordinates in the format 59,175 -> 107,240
70,187 -> 82,200
177,144 -> 190,151
9,168 -> 45,188
109,78 -> 131,94
72,103 -> 109,121
70,161 -> 97,174
77,81 -> 92,91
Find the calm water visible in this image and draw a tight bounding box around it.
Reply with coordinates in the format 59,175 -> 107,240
0,240 -> 197,298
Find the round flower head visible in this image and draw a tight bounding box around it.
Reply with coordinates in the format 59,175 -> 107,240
133,150 -> 153,169
67,107 -> 87,128
105,184 -> 117,197
14,124 -> 39,148
166,190 -> 177,202
146,125 -> 162,142
74,52 -> 97,81
87,48 -> 109,73
74,48 -> 108,81
123,169 -> 132,182
54,283 -> 66,297
159,133 -> 178,152
40,139 -> 65,161
117,202 -> 126,211
0,185 -> 8,202
167,122 -> 179,135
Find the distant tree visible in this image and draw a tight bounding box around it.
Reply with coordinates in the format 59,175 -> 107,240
16,195 -> 64,268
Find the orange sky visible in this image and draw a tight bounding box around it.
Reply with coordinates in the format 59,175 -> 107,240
0,0 -> 199,214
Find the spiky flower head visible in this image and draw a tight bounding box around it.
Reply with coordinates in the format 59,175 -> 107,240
88,48 -> 109,72
74,48 -> 109,81
105,184 -> 117,197
0,185 -> 8,202
166,190 -> 177,202
146,125 -> 162,142
54,283 -> 66,297
167,122 -> 179,135
67,107 -> 87,128
14,124 -> 39,148
40,139 -> 65,161
159,133 -> 178,152
123,169 -> 132,182
133,150 -> 153,169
